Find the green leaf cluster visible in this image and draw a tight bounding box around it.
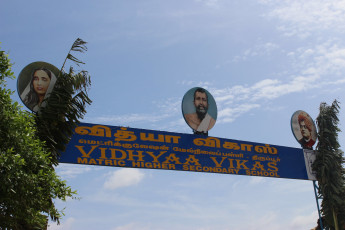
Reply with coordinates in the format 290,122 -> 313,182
313,100 -> 345,230
36,67 -> 91,164
0,46 -> 76,229
35,38 -> 92,165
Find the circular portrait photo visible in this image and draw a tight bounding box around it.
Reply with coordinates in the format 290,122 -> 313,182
182,87 -> 217,132
291,110 -> 317,150
17,62 -> 59,112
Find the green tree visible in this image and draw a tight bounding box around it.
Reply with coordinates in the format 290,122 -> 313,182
0,46 -> 76,229
0,38 -> 91,229
313,100 -> 345,230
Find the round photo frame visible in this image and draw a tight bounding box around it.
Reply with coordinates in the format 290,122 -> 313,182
291,110 -> 317,149
17,61 -> 60,112
182,87 -> 217,132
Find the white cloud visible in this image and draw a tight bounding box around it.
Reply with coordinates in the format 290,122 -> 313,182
233,42 -> 280,61
289,211 -> 318,229
214,86 -> 250,103
55,164 -> 94,179
220,40 -> 345,116
251,79 -> 280,90
91,113 -> 171,125
180,80 -> 195,86
112,223 -> 151,230
104,168 -> 145,190
217,103 -> 260,123
195,0 -> 221,9
249,177 -> 266,185
235,212 -> 281,230
270,180 -> 313,194
293,41 -> 345,76
250,75 -> 320,101
262,0 -> 345,38
155,98 -> 181,115
90,39 -> 345,131
48,217 -> 75,230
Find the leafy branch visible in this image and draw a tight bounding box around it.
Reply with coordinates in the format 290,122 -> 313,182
313,100 -> 345,230
36,38 -> 92,164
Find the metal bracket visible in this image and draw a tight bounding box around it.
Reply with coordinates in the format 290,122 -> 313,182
313,180 -> 324,230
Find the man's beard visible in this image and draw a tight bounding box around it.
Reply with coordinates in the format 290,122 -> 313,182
196,106 -> 207,121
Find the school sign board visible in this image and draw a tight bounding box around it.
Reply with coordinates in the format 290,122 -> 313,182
59,123 -> 316,180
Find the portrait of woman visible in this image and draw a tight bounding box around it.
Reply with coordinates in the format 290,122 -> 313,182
18,62 -> 59,112
23,68 -> 53,111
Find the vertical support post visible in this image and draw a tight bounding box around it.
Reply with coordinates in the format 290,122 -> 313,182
193,130 -> 208,136
313,180 -> 324,230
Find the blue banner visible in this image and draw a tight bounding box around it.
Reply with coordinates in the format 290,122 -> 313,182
59,123 -> 313,180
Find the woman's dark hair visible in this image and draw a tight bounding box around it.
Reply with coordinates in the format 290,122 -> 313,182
23,68 -> 52,110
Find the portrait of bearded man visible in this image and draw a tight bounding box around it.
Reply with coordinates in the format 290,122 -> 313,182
297,112 -> 316,149
183,88 -> 216,132
291,110 -> 317,150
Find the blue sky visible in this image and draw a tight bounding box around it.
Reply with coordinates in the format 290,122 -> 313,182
1,0 -> 345,229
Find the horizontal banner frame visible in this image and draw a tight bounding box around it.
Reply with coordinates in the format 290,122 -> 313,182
59,123 -> 314,180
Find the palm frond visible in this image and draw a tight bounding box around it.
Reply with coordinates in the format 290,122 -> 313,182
71,38 -> 87,53
35,39 -> 92,165
61,38 -> 88,72
66,54 -> 85,66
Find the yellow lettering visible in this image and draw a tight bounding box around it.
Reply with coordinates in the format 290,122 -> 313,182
228,159 -> 235,168
241,144 -> 253,151
210,157 -> 227,167
99,147 -> 108,159
165,135 -> 181,144
105,160 -> 113,165
110,148 -> 127,160
132,161 -> 141,167
184,155 -> 201,165
223,142 -> 240,150
251,161 -> 265,171
235,160 -> 249,169
163,153 -> 182,164
169,164 -> 175,170
152,162 -> 161,168
114,127 -> 137,141
145,162 -> 152,168
127,150 -> 145,161
145,151 -> 167,162
75,145 -> 99,158
140,133 -> 164,142
267,162 -> 278,171
89,159 -> 97,165
77,157 -> 88,164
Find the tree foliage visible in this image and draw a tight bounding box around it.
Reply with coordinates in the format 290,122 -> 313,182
0,46 -> 76,229
36,38 -> 91,164
313,100 -> 345,230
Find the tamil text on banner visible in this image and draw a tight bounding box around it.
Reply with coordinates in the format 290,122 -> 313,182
59,123 -> 316,180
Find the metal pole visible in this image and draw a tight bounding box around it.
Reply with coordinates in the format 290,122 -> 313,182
313,180 -> 324,230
